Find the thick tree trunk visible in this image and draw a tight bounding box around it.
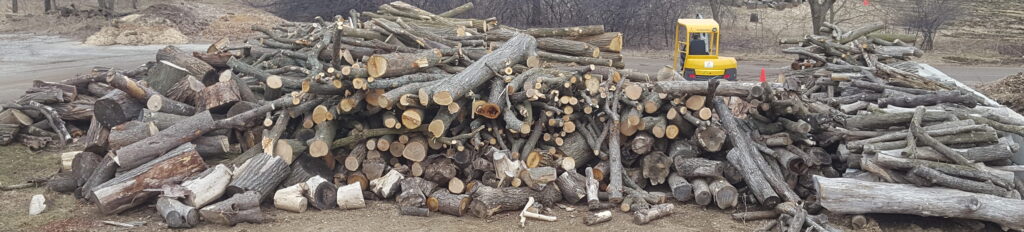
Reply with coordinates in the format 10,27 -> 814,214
94,90 -> 144,128
537,38 -> 600,58
469,185 -> 562,218
91,143 -> 206,214
425,33 -> 536,106
667,174 -> 693,202
427,190 -> 471,216
815,176 -> 1024,230
228,153 -> 290,202
112,111 -> 215,170
79,155 -> 117,200
195,80 -> 241,112
156,46 -> 216,83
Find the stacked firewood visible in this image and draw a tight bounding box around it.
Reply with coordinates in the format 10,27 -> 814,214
13,2 -> 1022,231
777,22 -> 1024,231
7,1 -> 840,229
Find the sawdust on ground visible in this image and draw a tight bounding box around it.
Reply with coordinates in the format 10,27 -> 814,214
977,72 -> 1024,113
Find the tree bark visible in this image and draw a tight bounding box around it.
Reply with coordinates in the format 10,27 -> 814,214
106,120 -> 158,150
157,197 -> 199,228
94,90 -> 143,128
667,174 -> 693,202
144,62 -> 191,97
180,164 -> 230,208
469,185 -> 562,218
815,176 -> 1024,230
199,191 -> 268,226
366,49 -> 444,78
195,80 -> 241,112
427,190 -> 471,216
228,153 -> 290,202
112,110 -> 215,170
91,143 -> 206,214
155,46 -> 216,83
337,182 -> 366,210
425,33 -> 536,106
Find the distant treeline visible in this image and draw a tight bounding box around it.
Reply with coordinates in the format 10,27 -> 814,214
251,0 -> 705,48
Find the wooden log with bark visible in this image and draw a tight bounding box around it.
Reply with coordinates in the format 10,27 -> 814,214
91,143 -> 207,214
815,176 -> 1024,230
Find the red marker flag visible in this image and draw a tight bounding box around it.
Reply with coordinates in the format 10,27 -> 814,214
759,68 -> 767,82
863,0 -> 869,6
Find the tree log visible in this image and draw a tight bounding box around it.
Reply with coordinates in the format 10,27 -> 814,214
537,37 -> 600,58
94,90 -> 144,128
667,174 -> 694,202
228,153 -> 290,202
367,49 -> 444,78
195,80 -> 242,112
91,143 -> 206,214
156,46 -> 215,83
469,185 -> 562,218
426,33 -> 536,106
112,111 -> 215,170
107,121 -> 158,150
157,197 -> 199,228
337,182 -> 366,210
691,178 -> 712,206
180,164 -> 230,208
674,157 -> 724,178
199,191 -> 268,226
274,182 -> 309,213
641,152 -> 671,186
165,75 -> 205,105
555,171 -> 588,204
572,32 -> 623,52
80,155 -> 117,200
305,175 -> 338,210
815,176 -> 1024,230
709,178 -> 738,209
427,190 -> 471,216
633,203 -> 673,225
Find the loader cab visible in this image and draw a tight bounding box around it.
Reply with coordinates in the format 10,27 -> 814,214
673,19 -> 738,81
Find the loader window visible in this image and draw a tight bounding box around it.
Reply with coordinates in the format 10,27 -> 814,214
689,33 -> 709,55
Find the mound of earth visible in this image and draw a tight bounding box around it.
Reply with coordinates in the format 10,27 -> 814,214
85,1 -> 286,45
977,72 -> 1024,113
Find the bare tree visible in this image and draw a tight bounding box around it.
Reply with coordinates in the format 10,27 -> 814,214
708,0 -> 723,23
807,0 -> 836,35
12,0 -> 18,13
895,0 -> 964,50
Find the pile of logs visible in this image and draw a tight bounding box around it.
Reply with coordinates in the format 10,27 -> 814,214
11,2 -> 1022,231
776,22 -> 1024,231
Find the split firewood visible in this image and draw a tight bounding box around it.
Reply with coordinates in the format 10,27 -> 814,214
180,164 -> 231,208
274,182 -> 309,213
337,182 -> 366,210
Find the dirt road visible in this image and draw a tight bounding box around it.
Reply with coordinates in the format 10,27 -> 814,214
0,34 -> 207,102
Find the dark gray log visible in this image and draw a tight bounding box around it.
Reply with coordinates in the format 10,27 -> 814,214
94,90 -> 144,128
